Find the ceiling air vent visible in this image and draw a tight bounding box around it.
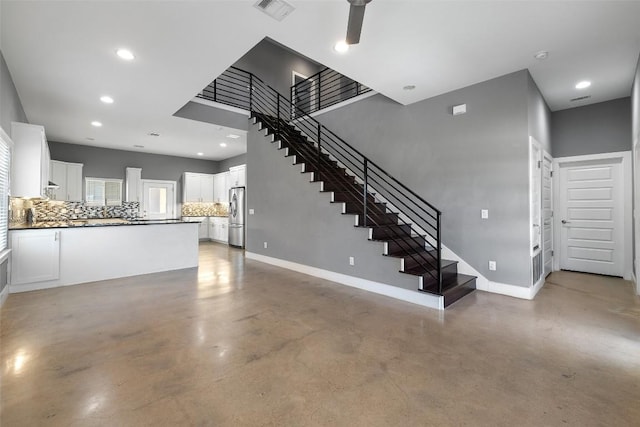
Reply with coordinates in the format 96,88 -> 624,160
570,95 -> 591,102
254,0 -> 295,21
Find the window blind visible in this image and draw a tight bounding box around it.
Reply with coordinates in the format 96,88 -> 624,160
0,133 -> 10,250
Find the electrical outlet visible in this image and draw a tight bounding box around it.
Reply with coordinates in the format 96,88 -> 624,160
249,209 -> 255,215
263,242 -> 268,249
481,209 -> 489,219
349,256 -> 355,266
488,261 -> 496,271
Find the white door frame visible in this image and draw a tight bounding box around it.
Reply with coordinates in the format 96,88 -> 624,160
542,150 -> 554,278
553,151 -> 633,280
141,179 -> 177,219
633,137 -> 639,294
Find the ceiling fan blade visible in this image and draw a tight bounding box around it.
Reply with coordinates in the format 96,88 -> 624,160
346,4 -> 366,45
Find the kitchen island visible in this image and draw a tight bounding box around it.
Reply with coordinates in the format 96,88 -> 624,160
8,220 -> 199,293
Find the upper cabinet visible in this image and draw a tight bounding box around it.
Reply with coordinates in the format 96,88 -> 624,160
213,172 -> 229,204
183,172 -> 214,203
11,122 -> 51,198
228,164 -> 246,188
50,160 -> 83,202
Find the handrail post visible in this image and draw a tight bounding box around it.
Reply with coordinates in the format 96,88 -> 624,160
317,123 -> 322,155
363,158 -> 368,227
355,81 -> 360,96
213,79 -> 217,102
437,212 -> 442,294
317,72 -> 322,112
249,74 -> 253,112
277,94 -> 281,141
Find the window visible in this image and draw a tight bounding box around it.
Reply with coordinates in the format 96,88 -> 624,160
0,131 -> 10,251
85,178 -> 122,206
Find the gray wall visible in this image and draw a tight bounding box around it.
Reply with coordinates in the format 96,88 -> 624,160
527,73 -> 552,154
49,142 -> 219,202
233,38 -> 323,100
551,97 -> 631,158
1,50 -> 28,135
246,124 -> 419,291
218,154 -> 246,171
315,70 -> 533,286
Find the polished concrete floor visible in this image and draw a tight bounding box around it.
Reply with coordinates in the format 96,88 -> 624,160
1,242 -> 639,426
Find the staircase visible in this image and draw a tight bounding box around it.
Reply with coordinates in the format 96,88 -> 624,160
200,67 -> 476,308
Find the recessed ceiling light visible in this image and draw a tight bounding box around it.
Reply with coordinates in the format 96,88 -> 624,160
100,95 -> 114,104
134,144 -> 145,148
116,48 -> 135,61
334,41 -> 349,54
575,80 -> 591,89
219,143 -> 227,147
226,134 -> 240,139
403,85 -> 416,91
534,51 -> 549,60
91,121 -> 102,127
197,152 -> 204,156
148,132 -> 161,137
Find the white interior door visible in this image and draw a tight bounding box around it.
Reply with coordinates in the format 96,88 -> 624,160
635,140 -> 640,292
142,180 -> 176,220
542,152 -> 553,277
558,158 -> 624,276
530,140 -> 542,255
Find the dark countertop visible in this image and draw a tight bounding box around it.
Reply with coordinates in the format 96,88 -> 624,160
9,219 -> 195,230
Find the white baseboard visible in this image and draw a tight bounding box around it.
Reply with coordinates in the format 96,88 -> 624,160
0,284 -> 9,308
479,280 -> 541,300
632,271 -> 639,295
245,252 -> 443,310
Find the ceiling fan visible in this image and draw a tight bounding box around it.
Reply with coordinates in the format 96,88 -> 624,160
345,0 -> 372,45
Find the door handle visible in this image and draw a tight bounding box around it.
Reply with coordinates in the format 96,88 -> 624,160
561,220 -> 571,224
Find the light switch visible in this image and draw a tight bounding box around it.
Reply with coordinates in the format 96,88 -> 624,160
249,209 -> 255,215
481,209 -> 489,219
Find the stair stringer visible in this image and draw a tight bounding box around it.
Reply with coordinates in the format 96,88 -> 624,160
247,120 -> 443,309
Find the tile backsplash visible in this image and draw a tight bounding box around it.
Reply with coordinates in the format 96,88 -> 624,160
182,202 -> 228,217
10,198 -> 141,225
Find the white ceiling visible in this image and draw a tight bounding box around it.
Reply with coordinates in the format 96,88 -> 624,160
2,1 -> 639,161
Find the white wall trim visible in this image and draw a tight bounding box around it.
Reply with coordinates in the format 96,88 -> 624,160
190,97 -> 251,116
245,252 -> 444,310
483,280 -> 541,300
552,151 -> 633,280
0,283 -> 9,307
631,271 -> 638,295
310,91 -> 377,118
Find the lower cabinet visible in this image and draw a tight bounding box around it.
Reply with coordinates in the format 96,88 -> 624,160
198,218 -> 209,240
10,230 -> 61,285
209,217 -> 228,243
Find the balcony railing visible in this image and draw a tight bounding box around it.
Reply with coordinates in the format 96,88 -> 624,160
290,68 -> 372,116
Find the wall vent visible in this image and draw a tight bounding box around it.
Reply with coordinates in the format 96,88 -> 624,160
254,0 -> 295,21
570,95 -> 591,102
532,251 -> 543,284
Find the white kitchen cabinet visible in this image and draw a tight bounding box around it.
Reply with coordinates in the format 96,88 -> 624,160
209,217 -> 228,243
199,217 -> 209,240
213,172 -> 229,204
183,172 -> 214,203
50,160 -> 83,201
228,165 -> 246,188
11,122 -> 51,198
10,229 -> 60,285
125,167 -> 142,202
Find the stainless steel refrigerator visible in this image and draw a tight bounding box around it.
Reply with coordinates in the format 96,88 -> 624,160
228,187 -> 245,248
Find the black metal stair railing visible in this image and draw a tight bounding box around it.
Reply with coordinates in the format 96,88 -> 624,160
198,67 -> 443,294
290,68 -> 372,116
